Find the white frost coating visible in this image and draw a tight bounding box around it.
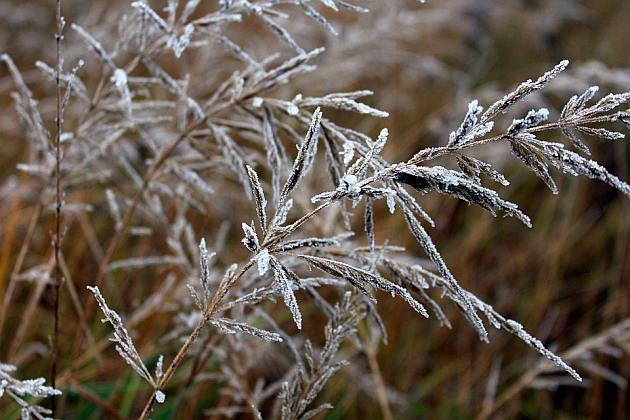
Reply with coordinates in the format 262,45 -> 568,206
252,96 -> 263,108
447,99 -> 494,147
270,257 -> 302,330
287,102 -> 299,116
112,68 -> 132,115
241,222 -> 259,251
320,0 -> 339,11
155,390 -> 166,403
507,319 -> 581,381
338,173 -> 359,195
168,23 -> 195,58
87,285 -> 155,385
386,191 -> 396,214
341,141 -> 355,166
176,167 -> 214,195
155,355 -> 164,380
255,248 -> 270,275
131,1 -> 169,32
287,94 -> 303,115
508,107 -> 549,135
105,189 -> 122,229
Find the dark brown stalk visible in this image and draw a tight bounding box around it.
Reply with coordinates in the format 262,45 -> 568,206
52,0 -> 63,415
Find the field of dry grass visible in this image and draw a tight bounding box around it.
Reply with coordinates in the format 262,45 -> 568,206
0,0 -> 628,418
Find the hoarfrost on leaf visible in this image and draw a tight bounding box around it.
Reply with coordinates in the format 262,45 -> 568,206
255,248 -> 271,275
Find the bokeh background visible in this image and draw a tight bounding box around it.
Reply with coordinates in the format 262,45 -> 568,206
0,0 -> 628,418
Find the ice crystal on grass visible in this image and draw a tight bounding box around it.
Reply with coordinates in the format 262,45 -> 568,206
3,1 -> 630,418
154,390 -> 166,404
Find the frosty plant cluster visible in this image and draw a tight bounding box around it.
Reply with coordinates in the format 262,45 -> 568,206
0,0 -> 629,418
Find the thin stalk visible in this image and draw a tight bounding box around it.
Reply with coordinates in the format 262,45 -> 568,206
52,0 -> 63,415
358,324 -> 393,420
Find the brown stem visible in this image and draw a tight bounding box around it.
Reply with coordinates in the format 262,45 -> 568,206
52,0 -> 63,414
358,324 -> 393,420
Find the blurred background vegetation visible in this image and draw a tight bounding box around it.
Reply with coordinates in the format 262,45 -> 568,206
0,0 -> 628,418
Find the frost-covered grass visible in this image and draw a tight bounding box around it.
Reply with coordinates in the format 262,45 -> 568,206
0,0 -> 629,418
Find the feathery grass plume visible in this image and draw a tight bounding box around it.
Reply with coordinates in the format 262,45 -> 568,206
70,23 -> 116,70
105,189 -> 122,229
280,107 -> 322,201
0,54 -> 50,150
245,165 -> 268,232
456,155 -> 510,186
301,255 -> 429,318
400,207 -> 488,339
384,164 -> 531,226
209,318 -> 282,342
481,60 -> 569,122
198,238 -> 215,305
0,363 -> 61,419
112,68 -> 133,116
271,231 -> 352,253
480,319 -> 630,417
448,100 -> 493,147
347,251 -> 583,380
270,256 -> 303,330
87,286 -> 165,403
2,0 -> 630,418
298,91 -> 389,118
